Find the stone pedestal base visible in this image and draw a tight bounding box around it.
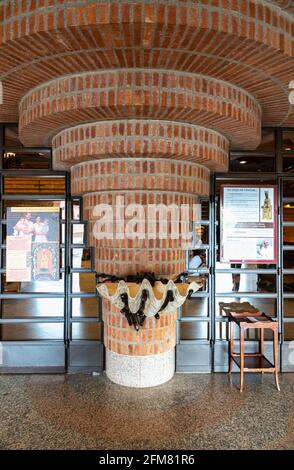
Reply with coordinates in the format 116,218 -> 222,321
105,348 -> 175,388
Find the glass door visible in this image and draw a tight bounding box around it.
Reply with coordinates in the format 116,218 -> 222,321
0,174 -> 67,371
0,175 -> 103,373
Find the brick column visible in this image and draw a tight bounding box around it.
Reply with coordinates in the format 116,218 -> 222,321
103,300 -> 177,387
19,70 -> 260,386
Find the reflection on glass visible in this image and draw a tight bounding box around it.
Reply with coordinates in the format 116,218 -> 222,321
72,224 -> 84,244
180,321 -> 209,340
72,298 -> 98,317
1,323 -> 63,340
61,224 -> 65,244
284,276 -> 294,293
283,157 -> 294,173
230,154 -> 275,172
283,203 -> 294,222
201,200 -> 209,220
3,151 -> 51,169
216,321 -> 229,340
284,323 -> 294,341
283,131 -> 294,152
283,251 -> 294,269
3,177 -> 64,194
72,203 -> 81,221
215,267 -> 276,293
59,201 -> 65,220
187,249 -> 207,269
284,300 -> 294,318
284,226 -> 294,246
181,298 -> 208,317
72,273 -> 96,293
2,275 -> 64,293
216,320 -> 274,341
71,322 -> 101,340
283,180 -> 294,198
186,274 -> 208,292
216,297 -> 276,318
194,224 -> 209,246
2,298 -> 64,318
72,248 -> 91,268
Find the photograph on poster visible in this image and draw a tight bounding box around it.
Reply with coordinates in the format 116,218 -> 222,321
260,188 -> 274,222
6,207 -> 60,282
256,239 -> 273,259
7,209 -> 59,242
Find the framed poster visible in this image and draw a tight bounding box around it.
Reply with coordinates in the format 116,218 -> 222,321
6,207 -> 60,282
220,185 -> 277,264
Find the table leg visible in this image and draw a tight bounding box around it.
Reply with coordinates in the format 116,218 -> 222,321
259,328 -> 264,355
260,328 -> 264,377
229,319 -> 234,374
240,327 -> 245,393
273,328 -> 280,392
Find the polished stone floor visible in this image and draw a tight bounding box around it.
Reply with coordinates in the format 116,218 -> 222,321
0,372 -> 293,450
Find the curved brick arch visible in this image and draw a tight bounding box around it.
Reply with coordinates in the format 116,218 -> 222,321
0,0 -> 293,125
19,69 -> 261,149
53,121 -> 229,171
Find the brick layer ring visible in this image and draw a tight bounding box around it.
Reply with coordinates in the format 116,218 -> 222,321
53,120 -> 229,172
19,69 -> 261,150
103,301 -> 177,356
82,191 -> 199,223
71,158 -> 210,195
94,247 -> 187,277
83,191 -> 198,275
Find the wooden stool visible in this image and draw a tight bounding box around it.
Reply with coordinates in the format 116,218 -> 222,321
228,312 -> 280,393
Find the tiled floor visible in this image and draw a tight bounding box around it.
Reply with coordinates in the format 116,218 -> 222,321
0,372 -> 293,450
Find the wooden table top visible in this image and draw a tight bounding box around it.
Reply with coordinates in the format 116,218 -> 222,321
229,311 -> 277,327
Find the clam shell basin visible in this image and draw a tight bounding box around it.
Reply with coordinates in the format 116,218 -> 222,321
97,279 -> 202,317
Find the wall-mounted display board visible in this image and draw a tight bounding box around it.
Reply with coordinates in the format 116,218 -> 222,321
220,185 -> 277,264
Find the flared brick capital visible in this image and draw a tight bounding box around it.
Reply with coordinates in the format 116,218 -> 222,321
71,158 -> 210,196
53,121 -> 228,172
0,0 -> 293,126
19,70 -> 261,149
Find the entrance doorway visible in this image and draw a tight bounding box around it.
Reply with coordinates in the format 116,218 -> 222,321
0,172 -> 103,372
176,128 -> 294,373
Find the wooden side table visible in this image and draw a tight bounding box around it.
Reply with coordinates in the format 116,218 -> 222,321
228,312 -> 280,393
219,301 -> 261,317
218,301 -> 261,342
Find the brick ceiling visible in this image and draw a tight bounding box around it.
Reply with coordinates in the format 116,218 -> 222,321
271,1 -> 294,16
0,0 -> 293,146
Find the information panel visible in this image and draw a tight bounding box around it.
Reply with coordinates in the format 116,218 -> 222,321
220,185 -> 277,264
6,207 -> 60,282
